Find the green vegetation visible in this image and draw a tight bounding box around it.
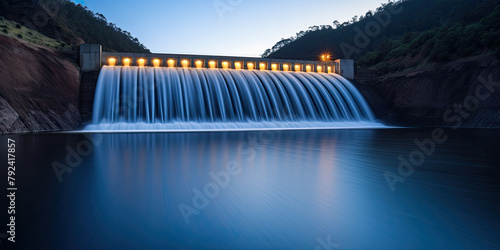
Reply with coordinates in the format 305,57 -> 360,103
0,0 -> 149,53
0,18 -> 70,49
265,0 -> 500,74
360,5 -> 500,74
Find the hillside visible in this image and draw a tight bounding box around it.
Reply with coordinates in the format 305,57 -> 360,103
0,35 -> 82,133
265,0 -> 500,74
0,0 -> 149,53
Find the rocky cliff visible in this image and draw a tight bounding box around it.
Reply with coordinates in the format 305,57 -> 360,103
357,54 -> 500,128
0,35 -> 82,134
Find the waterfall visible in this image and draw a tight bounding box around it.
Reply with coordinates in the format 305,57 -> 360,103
86,66 -> 382,131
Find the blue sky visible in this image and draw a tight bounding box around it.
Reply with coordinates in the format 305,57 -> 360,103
76,0 -> 386,56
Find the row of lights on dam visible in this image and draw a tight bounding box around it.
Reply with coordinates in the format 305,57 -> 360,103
106,57 -> 334,73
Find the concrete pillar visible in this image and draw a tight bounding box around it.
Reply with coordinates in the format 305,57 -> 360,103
80,44 -> 102,72
335,59 -> 355,80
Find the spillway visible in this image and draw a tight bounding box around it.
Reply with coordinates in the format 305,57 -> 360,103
86,66 -> 382,131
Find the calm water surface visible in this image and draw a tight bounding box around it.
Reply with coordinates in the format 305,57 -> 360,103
2,128 -> 499,249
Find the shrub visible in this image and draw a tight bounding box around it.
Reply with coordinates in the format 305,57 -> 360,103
2,29 -> 7,34
15,24 -> 21,29
17,34 -> 23,39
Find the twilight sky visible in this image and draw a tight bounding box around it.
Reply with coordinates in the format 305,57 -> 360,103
74,0 -> 385,56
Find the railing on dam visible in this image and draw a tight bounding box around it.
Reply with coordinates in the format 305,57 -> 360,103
101,51 -> 337,74
79,44 -> 355,80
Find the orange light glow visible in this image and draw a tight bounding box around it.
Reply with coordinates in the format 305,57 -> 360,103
209,61 -> 216,69
283,64 -> 289,71
195,60 -> 203,69
317,66 -> 323,72
138,58 -> 146,67
108,58 -> 116,66
222,61 -> 229,69
271,64 -> 278,71
167,59 -> 175,68
181,60 -> 189,68
320,53 -> 332,62
153,59 -> 161,67
295,65 -> 301,71
259,63 -> 266,70
235,62 -> 242,70
327,66 -> 332,73
247,63 -> 254,70
123,58 -> 131,67
306,65 -> 312,72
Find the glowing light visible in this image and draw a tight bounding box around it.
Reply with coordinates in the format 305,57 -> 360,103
195,60 -> 203,69
108,58 -> 116,66
295,65 -> 301,71
222,61 -> 229,69
271,64 -> 278,71
317,66 -> 322,72
181,60 -> 189,68
138,58 -> 146,67
247,63 -> 254,70
306,65 -> 311,72
283,64 -> 289,72
167,59 -> 175,68
327,66 -> 332,73
209,61 -> 216,69
153,59 -> 161,67
235,62 -> 242,70
259,63 -> 266,70
123,58 -> 131,67
320,53 -> 332,62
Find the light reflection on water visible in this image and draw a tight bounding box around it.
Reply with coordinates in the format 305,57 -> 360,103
6,129 -> 500,249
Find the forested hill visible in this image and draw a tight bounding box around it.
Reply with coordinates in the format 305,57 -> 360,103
0,0 -> 149,53
264,0 -> 500,74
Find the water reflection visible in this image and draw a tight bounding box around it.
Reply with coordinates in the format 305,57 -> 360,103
7,129 -> 500,249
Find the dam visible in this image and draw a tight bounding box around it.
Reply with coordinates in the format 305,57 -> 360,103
80,45 -> 380,131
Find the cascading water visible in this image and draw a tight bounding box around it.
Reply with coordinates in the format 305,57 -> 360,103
86,66 -> 382,131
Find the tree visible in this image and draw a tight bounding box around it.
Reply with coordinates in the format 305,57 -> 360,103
308,25 -> 320,32
333,20 -> 340,29
262,49 -> 271,57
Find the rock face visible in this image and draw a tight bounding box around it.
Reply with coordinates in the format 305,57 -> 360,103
0,35 -> 82,134
358,55 -> 500,128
